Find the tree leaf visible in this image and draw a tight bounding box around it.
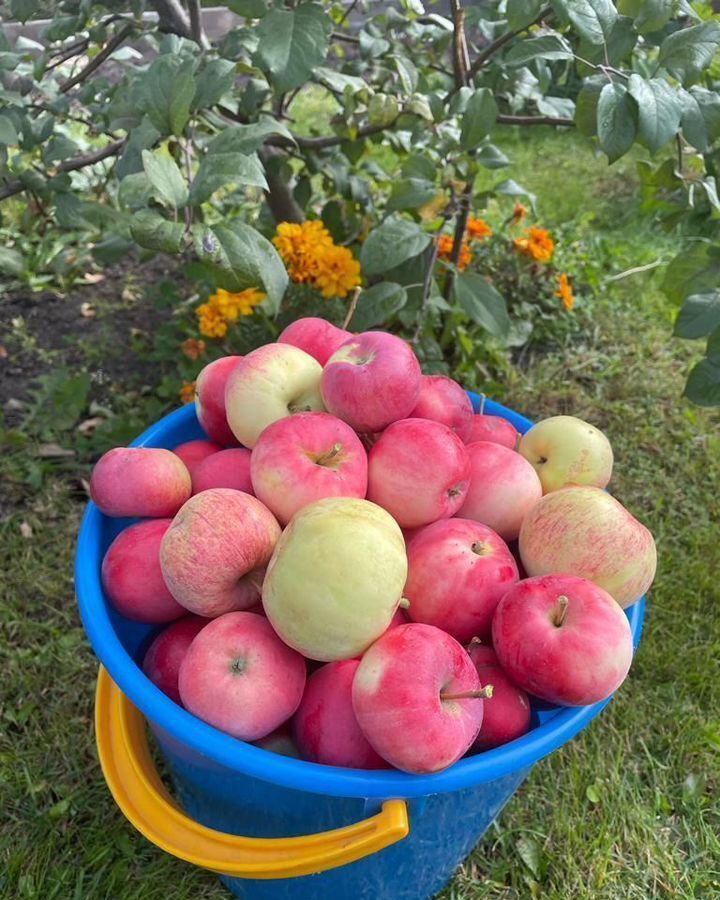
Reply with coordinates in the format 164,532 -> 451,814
658,21 -> 720,86
494,178 -> 537,212
684,358 -> 720,407
139,56 -> 196,136
0,246 -> 24,274
706,326 -> 720,363
142,149 -> 188,208
453,272 -> 510,337
507,0 -> 544,30
674,292 -> 720,339
553,0 -> 618,45
690,87 -> 720,144
207,121 -> 295,155
505,34 -> 573,66
515,837 -> 542,878
678,88 -> 708,152
575,76 -> 606,136
662,244 -> 720,305
0,113 -> 18,145
254,3 -> 332,94
476,144 -> 510,169
227,0 -> 267,17
351,282 -> 408,330
460,88 -> 498,150
130,210 -> 185,253
394,56 -> 418,94
189,151 -> 267,204
192,59 -> 236,110
627,75 -> 680,153
597,83 -> 637,163
360,216 -> 431,277
10,0 -> 39,22
386,178 -> 438,212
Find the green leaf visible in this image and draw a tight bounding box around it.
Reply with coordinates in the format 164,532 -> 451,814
386,178 -> 438,212
690,87 -> 720,144
597,83 -> 637,163
192,59 -> 236,110
203,220 -> 288,314
395,56 -> 418,94
576,16 -> 636,66
115,118 -> 162,179
254,4 -> 332,94
314,67 -> 367,95
505,34 -> 573,66
553,0 -> 617,45
495,178 -> 537,212
368,93 -> 400,127
11,0 -> 39,22
684,358 -> 720,407
118,173 -> 154,210
586,783 -> 601,803
460,89 -> 498,150
706,326 -> 720,363
507,0 -> 544,30
476,144 -> 510,169
130,210 -> 185,253
662,244 -> 720,305
360,216 -> 431,277
674,292 -> 720,339
228,0 -> 267,16
207,121 -> 295,155
0,113 -> 18,145
633,0 -> 673,34
627,75 -> 680,153
142,149 -> 188,208
359,30 -> 390,59
658,21 -> 720,86
0,246 -> 24,274
678,88 -> 708,151
139,56 -> 196,136
575,76 -> 605,137
42,135 -> 80,164
189,152 -> 267,205
453,273 -> 510,337
351,282 -> 408,330
515,837 -> 541,878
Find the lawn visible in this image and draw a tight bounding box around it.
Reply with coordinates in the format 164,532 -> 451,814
2,128 -> 720,900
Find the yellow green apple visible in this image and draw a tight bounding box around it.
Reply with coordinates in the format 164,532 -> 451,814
518,415 -> 613,493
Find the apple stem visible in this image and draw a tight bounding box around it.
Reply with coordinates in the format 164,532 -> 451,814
553,595 -> 569,627
468,636 -> 482,647
315,443 -> 343,466
246,572 -> 265,595
398,597 -> 410,610
441,685 -> 494,702
471,541 -> 488,556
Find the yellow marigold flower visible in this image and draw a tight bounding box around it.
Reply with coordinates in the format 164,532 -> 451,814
511,203 -> 527,226
437,233 -> 473,271
179,380 -> 196,405
466,217 -> 493,241
313,244 -> 362,299
273,220 -> 333,284
182,338 -> 206,360
513,226 -> 554,263
214,287 -> 266,321
555,273 -> 574,311
196,302 -> 228,338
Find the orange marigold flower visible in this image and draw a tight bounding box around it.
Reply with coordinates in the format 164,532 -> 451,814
437,233 -> 473,271
513,226 -> 555,263
555,273 -> 574,311
196,302 -> 228,338
182,338 -> 206,360
466,217 -> 493,241
214,287 -> 266,320
511,203 -> 527,226
313,244 -> 362,299
273,220 -> 334,284
179,380 -> 196,405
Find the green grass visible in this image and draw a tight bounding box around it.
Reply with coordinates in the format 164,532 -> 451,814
2,129 -> 720,899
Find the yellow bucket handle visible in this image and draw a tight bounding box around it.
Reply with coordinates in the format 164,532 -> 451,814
95,666 -> 409,879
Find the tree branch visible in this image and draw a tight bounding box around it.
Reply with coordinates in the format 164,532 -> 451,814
496,114 -> 574,127
258,147 -> 305,224
186,0 -> 210,49
150,0 -> 192,39
466,6 -> 553,82
60,24 -> 135,94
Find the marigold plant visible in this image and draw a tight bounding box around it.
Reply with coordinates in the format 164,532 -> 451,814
273,220 -> 361,299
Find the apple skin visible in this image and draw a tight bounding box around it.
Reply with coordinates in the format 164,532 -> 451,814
192,448 -> 253,495
367,418 -> 471,529
90,447 -> 191,518
457,441 -> 543,542
178,611 -> 306,741
404,519 -> 518,643
409,376 -> 474,442
518,415 -> 613,493
195,356 -> 243,447
250,412 -> 368,525
352,623 -> 485,774
467,644 -> 531,750
225,343 -> 325,449
142,615 -> 208,705
262,497 -> 407,661
518,486 -> 656,609
492,575 -> 634,706
293,660 -> 388,769
173,439 -> 223,479
102,519 -> 186,623
278,317 -> 351,366
160,488 -> 281,617
254,724 -> 301,758
320,331 -> 422,434
466,414 -> 518,450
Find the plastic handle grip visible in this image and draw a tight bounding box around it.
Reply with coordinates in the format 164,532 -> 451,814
95,667 -> 409,879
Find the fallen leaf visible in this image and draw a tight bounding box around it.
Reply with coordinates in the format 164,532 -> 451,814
36,443 -> 75,458
20,521 -> 33,539
6,398 -> 24,412
76,417 -> 105,435
80,302 -> 96,318
82,272 -> 105,284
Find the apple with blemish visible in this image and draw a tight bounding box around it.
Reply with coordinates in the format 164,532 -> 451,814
466,414 -> 518,450
352,623 -> 489,774
492,575 -> 634,706
192,448 -> 253,495
160,488 -> 281,617
173,439 -> 222,477
409,375 -> 474,441
278,317 -> 351,366
367,418 -> 471,528
404,519 -> 518,642
467,643 -> 531,750
458,441 -> 542,542
142,615 -> 207,704
321,331 -> 422,433
178,611 -> 306,740
102,519 -> 186,623
195,355 -> 243,446
518,415 -> 613,493
519,486 -> 656,608
90,447 -> 191,518
225,343 -> 325,448
250,412 -> 367,525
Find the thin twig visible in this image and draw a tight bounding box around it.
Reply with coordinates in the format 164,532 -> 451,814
60,24 -> 134,93
331,31 -> 360,44
183,132 -> 194,234
497,114 -> 575,127
573,54 -> 629,82
337,0 -> 361,28
412,220 -> 448,343
186,0 -> 208,48
676,134 -> 683,174
603,260 -> 665,284
342,287 -> 362,329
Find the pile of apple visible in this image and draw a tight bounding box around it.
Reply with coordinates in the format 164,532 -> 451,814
90,317 -> 657,775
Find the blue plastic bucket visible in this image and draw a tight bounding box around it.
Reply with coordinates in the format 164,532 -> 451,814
76,396 -> 645,899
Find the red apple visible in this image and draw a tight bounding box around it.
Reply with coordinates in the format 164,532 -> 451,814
409,375 -> 474,442
367,418 -> 470,528
404,519 -> 518,642
278,317 -> 351,366
458,441 -> 542,541
195,356 -> 243,446
352,623 -> 487,774
191,448 -> 253,495
173,439 -> 222,477
90,447 -> 191,518
142,615 -> 208,704
467,643 -> 531,750
250,412 -> 368,525
320,331 -> 422,434
102,519 -> 185,623
466,414 -> 518,450
492,575 -> 634,706
178,611 -> 306,740
294,660 -> 388,769
160,489 -> 281,617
